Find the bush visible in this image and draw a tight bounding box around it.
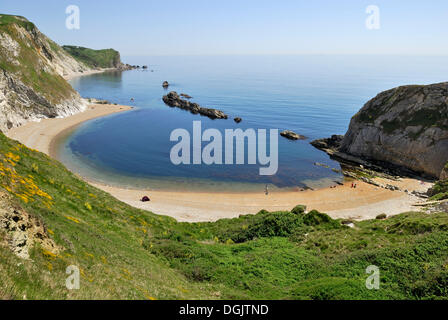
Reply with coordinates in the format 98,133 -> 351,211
303,210 -> 340,228
291,205 -> 307,215
428,180 -> 448,198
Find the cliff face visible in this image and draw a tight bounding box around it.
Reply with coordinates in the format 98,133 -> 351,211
0,14 -> 90,131
339,82 -> 448,179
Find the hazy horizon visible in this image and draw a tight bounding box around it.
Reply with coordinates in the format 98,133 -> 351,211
1,0 -> 448,56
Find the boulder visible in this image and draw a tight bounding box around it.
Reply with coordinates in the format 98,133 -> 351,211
234,117 -> 242,123
162,81 -> 169,88
141,196 -> 150,202
376,213 -> 387,220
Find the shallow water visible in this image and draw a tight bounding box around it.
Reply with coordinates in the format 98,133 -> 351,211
60,55 -> 448,192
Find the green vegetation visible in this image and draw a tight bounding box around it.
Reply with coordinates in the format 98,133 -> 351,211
0,14 -> 75,105
0,131 -> 448,300
62,46 -> 121,69
428,180 -> 448,201
0,14 -> 35,31
355,85 -> 448,140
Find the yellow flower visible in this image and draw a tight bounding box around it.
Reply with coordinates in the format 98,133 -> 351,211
84,202 -> 92,211
65,216 -> 80,224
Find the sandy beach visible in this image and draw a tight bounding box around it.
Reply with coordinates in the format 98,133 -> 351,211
63,68 -> 116,81
6,105 -> 431,222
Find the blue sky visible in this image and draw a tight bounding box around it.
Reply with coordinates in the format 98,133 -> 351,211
1,0 -> 447,55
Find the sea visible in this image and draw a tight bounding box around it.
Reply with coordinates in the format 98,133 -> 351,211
59,55 -> 448,192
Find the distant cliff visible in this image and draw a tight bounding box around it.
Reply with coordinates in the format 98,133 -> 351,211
313,82 -> 448,179
62,46 -> 125,69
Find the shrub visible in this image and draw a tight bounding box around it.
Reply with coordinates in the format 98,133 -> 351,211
303,210 -> 340,228
291,205 -> 307,215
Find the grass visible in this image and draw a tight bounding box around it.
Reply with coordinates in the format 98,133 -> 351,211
62,46 -> 121,69
428,180 -> 448,201
0,14 -> 35,31
0,131 -> 447,300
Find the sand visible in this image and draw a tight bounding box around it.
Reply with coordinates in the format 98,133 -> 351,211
5,104 -> 432,222
63,68 -> 115,81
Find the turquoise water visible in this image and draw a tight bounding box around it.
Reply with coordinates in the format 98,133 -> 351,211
62,55 -> 448,192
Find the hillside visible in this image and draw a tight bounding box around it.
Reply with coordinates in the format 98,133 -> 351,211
0,14 -> 134,133
62,46 -> 123,69
1,13 -> 448,301
339,83 -> 448,179
0,14 -> 90,132
0,130 -> 447,299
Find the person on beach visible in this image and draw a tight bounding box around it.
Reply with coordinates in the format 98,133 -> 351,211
265,184 -> 269,196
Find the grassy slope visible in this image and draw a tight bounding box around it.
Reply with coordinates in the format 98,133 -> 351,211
0,131 -> 447,300
0,14 -> 75,105
62,46 -> 121,69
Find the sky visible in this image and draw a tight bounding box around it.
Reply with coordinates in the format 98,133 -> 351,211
1,0 -> 448,56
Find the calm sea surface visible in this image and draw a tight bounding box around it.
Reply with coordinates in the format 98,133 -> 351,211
61,55 -> 448,192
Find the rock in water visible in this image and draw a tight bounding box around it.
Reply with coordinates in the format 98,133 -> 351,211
180,93 -> 192,99
280,130 -> 306,140
162,81 -> 169,88
339,82 -> 448,179
234,117 -> 242,123
162,91 -> 228,119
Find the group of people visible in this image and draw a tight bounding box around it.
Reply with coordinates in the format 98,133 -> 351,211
351,182 -> 358,189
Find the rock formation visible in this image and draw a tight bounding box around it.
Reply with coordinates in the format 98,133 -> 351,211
312,82 -> 448,179
180,93 -> 192,99
441,163 -> 448,180
280,130 -> 306,140
162,91 -> 228,119
0,191 -> 61,259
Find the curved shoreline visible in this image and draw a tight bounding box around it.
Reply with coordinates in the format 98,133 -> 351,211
6,104 -> 431,222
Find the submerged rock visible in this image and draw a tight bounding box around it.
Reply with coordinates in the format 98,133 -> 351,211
280,130 -> 306,140
162,91 -> 228,120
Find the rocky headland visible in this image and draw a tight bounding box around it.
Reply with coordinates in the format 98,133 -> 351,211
312,82 -> 448,180
0,14 -> 137,132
